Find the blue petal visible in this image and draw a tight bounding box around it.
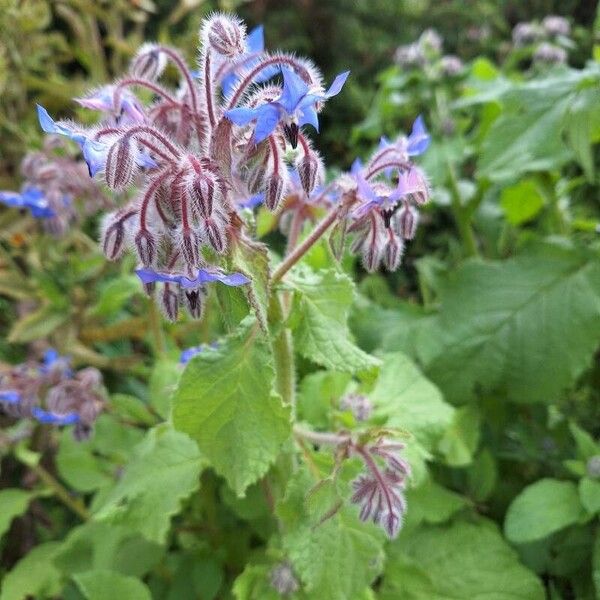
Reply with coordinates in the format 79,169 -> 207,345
407,115 -> 430,156
279,67 -> 309,114
378,136 -> 391,150
0,390 -> 21,404
253,104 -> 281,144
135,268 -> 250,289
32,407 -> 80,425
239,192 -> 265,208
247,25 -> 265,53
225,106 -> 259,126
36,104 -> 73,138
82,139 -> 108,177
298,103 -> 320,131
325,70 -> 350,97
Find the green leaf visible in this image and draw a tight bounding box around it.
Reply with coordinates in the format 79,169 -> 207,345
406,478 -> 467,525
505,479 -> 586,544
500,179 -> 544,225
421,244 -> 600,404
297,370 -> 351,429
172,317 -> 291,496
593,533 -> 600,599
93,426 -> 205,543
73,570 -> 151,600
381,520 -> 545,600
90,275 -> 139,317
288,268 -> 380,375
8,303 -> 67,343
148,358 -> 181,419
579,478 -> 600,515
0,489 -> 32,539
570,421 -> 599,460
371,352 -> 454,451
437,405 -> 480,467
0,542 -> 62,600
110,394 -> 156,426
466,448 -> 498,502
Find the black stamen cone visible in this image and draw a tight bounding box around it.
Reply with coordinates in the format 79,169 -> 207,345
283,123 -> 299,149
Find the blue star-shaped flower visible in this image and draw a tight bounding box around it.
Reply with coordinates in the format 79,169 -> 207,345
32,407 -> 80,426
0,187 -> 56,219
75,85 -> 145,125
378,115 -> 430,157
135,267 -> 250,289
225,67 -> 350,146
37,105 -> 156,177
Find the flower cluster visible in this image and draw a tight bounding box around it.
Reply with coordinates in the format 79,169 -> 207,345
512,15 -> 570,65
342,116 -> 430,271
0,137 -> 109,236
36,14 -> 349,322
0,349 -> 105,440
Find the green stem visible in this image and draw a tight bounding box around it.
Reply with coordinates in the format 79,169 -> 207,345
446,159 -> 479,257
148,300 -> 167,357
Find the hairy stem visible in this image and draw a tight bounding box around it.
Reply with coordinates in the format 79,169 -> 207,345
293,425 -> 351,447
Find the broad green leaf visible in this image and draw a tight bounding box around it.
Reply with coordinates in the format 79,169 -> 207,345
505,479 -> 585,544
93,426 -> 205,543
288,268 -> 380,375
406,478 -> 467,525
570,421 -> 599,460
466,448 -> 498,502
579,478 -> 600,515
90,275 -> 139,317
0,489 -> 32,539
421,244 -> 600,404
110,393 -> 156,426
53,522 -> 163,578
73,570 -> 151,600
297,370 -> 351,429
8,303 -> 67,343
172,317 -> 291,495
500,179 -> 544,225
371,352 -> 454,451
148,358 -> 181,419
381,520 -> 544,600
437,405 -> 480,466
0,542 -> 62,600
233,564 -> 289,600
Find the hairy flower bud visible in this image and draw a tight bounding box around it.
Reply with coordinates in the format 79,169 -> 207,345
396,204 -> 419,240
181,228 -> 200,269
160,284 -> 179,322
383,232 -> 403,271
339,393 -> 372,421
265,173 -> 284,211
135,229 -> 156,267
130,43 -> 166,81
298,152 -> 319,195
105,138 -> 136,191
205,15 -> 245,59
203,218 -> 226,253
101,213 -> 128,260
187,175 -> 215,219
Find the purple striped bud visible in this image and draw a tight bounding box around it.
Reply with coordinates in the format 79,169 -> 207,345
135,229 -> 156,267
203,218 -> 226,253
160,284 -> 179,322
130,44 -> 166,81
184,288 -> 206,320
361,214 -> 385,272
105,138 -> 136,191
246,160 -> 269,194
206,15 -> 245,59
265,173 -> 284,211
142,282 -> 156,296
396,204 -> 419,240
101,214 -> 128,261
181,228 -> 200,269
187,174 -> 215,219
383,232 -> 403,271
298,152 -> 319,195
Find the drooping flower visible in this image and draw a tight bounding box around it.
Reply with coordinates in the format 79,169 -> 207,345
75,85 -> 146,125
225,66 -> 350,147
0,187 -> 56,219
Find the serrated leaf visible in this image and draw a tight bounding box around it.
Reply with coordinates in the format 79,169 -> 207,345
381,520 -> 545,599
172,317 -> 291,495
288,268 -> 380,375
73,570 -> 151,600
421,244 -> 600,404
505,479 -> 585,544
93,426 -> 205,543
0,489 -> 32,539
0,542 -> 62,600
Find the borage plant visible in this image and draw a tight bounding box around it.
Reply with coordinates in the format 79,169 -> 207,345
3,12 -> 432,598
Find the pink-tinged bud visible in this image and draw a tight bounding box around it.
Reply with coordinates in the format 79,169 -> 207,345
265,173 -> 284,211
396,204 -> 419,240
246,160 -> 269,194
383,232 -> 403,271
184,288 -> 205,320
105,138 -> 136,191
203,218 -> 226,253
298,152 -> 319,195
205,15 -> 245,59
187,175 -> 215,219
130,43 -> 166,81
135,229 -> 156,267
143,282 -> 156,296
101,215 -> 127,261
209,118 -> 233,176
181,228 -> 200,269
160,284 -> 179,322
360,214 -> 385,272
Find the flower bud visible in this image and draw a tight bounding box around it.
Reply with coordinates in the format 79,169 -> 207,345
205,15 -> 245,59
187,174 -> 215,219
270,563 -> 299,597
101,214 -> 127,261
130,43 -> 166,81
184,288 -> 206,320
105,138 -> 136,191
135,229 -> 156,267
160,284 -> 179,322
396,204 -> 419,240
181,228 -> 200,269
298,152 -> 319,195
383,232 -> 403,271
203,218 -> 226,253
265,173 -> 284,211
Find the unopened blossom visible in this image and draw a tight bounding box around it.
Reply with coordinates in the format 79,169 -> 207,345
339,393 -> 372,422
512,22 -> 542,47
270,562 -> 299,596
440,55 -> 464,77
587,456 -> 600,478
542,15 -> 570,37
534,42 -> 567,65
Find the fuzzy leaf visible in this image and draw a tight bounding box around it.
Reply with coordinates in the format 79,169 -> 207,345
93,425 -> 205,543
73,570 -> 151,600
288,268 -> 380,375
0,489 -> 33,539
172,317 -> 291,496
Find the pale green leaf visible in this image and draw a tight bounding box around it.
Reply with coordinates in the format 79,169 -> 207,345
73,570 -> 151,600
8,304 -> 67,343
437,405 -> 480,467
148,358 -> 181,419
579,478 -> 600,515
172,317 -> 291,496
0,489 -> 32,539
500,179 -> 544,225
